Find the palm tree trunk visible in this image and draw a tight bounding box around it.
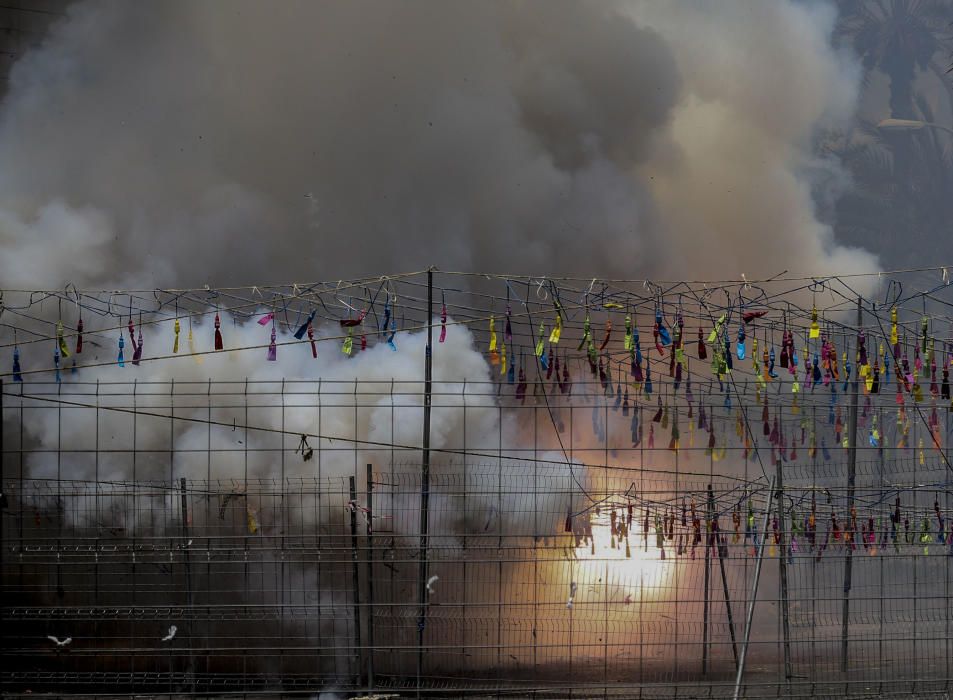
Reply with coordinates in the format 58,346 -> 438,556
887,58 -> 917,119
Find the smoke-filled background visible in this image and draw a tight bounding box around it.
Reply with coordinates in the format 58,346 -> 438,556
0,0 -> 912,288
1,0 -> 952,695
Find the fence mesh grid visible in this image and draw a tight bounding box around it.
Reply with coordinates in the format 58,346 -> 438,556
2,378 -> 952,698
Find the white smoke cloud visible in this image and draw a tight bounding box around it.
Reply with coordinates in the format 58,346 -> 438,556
16,316 -> 581,538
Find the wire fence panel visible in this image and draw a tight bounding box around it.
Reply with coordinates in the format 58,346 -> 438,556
2,378 -> 952,698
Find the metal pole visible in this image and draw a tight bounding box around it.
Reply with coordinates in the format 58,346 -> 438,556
416,267 -> 435,696
840,297 -> 862,673
946,408 -> 951,694
703,485 -> 712,675
709,484 -> 739,669
0,379 -> 4,698
179,477 -> 195,694
733,476 -> 776,700
366,463 -> 376,690
775,460 -> 792,680
349,475 -> 364,688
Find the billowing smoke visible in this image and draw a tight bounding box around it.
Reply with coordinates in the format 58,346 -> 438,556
0,0 -> 877,289
17,318 -> 580,538
1,0 -> 881,532
0,1 -> 886,685
8,316 -> 591,684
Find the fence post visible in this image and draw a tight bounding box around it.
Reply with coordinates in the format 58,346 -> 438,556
365,463 -> 375,690
775,460 -> 792,681
709,483 -> 739,669
179,477 -> 195,693
734,476 -> 776,700
349,475 -> 364,688
416,266 -> 435,697
841,297 -> 862,673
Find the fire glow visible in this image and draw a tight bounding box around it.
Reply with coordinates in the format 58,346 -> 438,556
569,513 -> 674,604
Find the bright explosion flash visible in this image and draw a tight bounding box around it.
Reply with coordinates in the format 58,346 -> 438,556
568,515 -> 674,604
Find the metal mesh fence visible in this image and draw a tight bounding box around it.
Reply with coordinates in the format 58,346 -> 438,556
2,378 -> 952,698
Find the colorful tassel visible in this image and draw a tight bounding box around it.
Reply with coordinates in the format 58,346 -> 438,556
267,322 -> 277,361
214,312 -> 224,351
294,310 -> 316,340
387,315 -> 397,351
489,315 -> 499,364
308,322 -> 317,358
439,297 -> 447,343
188,318 -> 203,364
600,319 -> 612,351
742,310 -> 767,324
578,313 -> 592,352
656,309 -> 671,346
127,315 -> 137,354
380,301 -> 391,333
12,345 -> 22,382
132,320 -> 143,366
339,309 -> 366,328
549,312 -> 562,344
56,321 -> 70,359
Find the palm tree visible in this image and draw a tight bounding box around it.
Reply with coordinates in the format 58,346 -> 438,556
837,0 -> 953,118
830,100 -> 953,264
830,1 -> 952,266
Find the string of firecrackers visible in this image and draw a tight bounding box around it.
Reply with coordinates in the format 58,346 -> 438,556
1,271 -> 462,352
509,295 -> 951,434
0,268 -> 944,356
188,476 -> 953,560
1,275 -> 392,356
21,475 -> 953,561
0,269 -> 928,343
3,263 -> 951,296
481,300 -> 951,469
612,374 -> 940,466
6,292 -> 397,377
4,277 -> 953,429
4,264 -> 950,352
506,294 -> 952,404
4,302 -> 952,473
497,340 -> 949,462
566,488 -> 953,564
5,269 -> 513,374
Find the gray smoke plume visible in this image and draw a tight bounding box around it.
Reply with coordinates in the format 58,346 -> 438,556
0,0 -> 878,289
0,4 -> 901,686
